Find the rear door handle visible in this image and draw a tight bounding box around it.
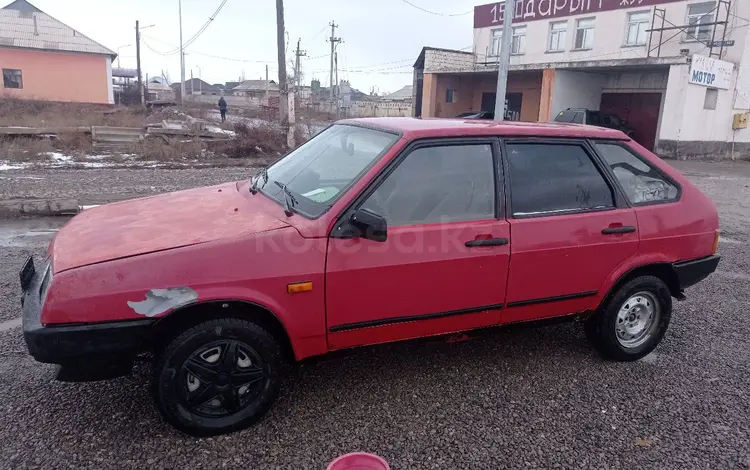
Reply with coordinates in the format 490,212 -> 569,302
465,237 -> 509,247
601,226 -> 636,235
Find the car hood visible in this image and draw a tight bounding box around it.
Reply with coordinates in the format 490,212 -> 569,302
50,182 -> 290,273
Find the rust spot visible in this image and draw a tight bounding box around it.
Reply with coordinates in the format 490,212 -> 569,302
447,334 -> 471,343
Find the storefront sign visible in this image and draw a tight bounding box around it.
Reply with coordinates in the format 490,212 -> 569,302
474,0 -> 683,28
689,54 -> 734,90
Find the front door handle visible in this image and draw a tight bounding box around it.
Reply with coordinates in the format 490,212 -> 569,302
602,226 -> 636,235
465,237 -> 509,247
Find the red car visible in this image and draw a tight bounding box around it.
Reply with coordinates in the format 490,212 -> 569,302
21,118 -> 720,436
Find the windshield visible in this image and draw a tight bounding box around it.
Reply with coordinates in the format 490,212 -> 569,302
256,124 -> 399,218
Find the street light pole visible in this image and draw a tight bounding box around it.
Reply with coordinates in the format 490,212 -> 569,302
196,65 -> 202,94
116,44 -> 131,68
179,0 -> 185,105
494,0 -> 516,121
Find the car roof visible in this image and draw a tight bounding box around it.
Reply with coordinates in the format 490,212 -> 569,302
339,117 -> 628,140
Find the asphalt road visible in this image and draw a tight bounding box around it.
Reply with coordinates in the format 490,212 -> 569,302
0,161 -> 748,469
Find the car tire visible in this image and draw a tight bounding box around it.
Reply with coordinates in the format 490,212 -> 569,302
586,276 -> 672,362
152,317 -> 283,436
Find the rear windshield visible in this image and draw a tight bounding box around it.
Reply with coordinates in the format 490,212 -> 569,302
554,110 -> 584,124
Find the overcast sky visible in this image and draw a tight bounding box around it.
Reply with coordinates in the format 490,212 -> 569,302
28,0 -> 485,94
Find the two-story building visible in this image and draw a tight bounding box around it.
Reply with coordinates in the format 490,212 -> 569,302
413,0 -> 750,158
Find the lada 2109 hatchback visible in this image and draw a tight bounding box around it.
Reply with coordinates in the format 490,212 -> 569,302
21,118 -> 720,436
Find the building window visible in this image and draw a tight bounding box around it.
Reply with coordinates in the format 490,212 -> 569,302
625,11 -> 651,46
2,69 -> 22,89
511,26 -> 527,54
491,29 -> 502,56
704,88 -> 718,109
685,2 -> 716,42
446,88 -> 456,104
574,18 -> 595,50
548,21 -> 567,52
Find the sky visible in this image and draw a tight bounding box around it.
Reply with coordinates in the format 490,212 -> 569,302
26,0 -> 486,95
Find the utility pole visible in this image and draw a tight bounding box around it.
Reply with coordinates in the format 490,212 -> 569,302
327,21 -> 342,105
494,0 -> 516,121
276,0 -> 289,125
265,64 -> 269,105
334,51 -> 339,117
179,0 -> 185,105
294,38 -> 306,92
135,20 -> 144,107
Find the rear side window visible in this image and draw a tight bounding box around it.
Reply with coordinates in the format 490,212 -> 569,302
588,111 -> 602,126
360,144 -> 496,226
506,143 -> 614,217
595,143 -> 679,204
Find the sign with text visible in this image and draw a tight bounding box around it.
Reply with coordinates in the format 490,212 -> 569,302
689,54 -> 734,90
474,0 -> 683,28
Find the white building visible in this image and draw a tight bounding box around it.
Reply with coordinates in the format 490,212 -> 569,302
413,0 -> 750,159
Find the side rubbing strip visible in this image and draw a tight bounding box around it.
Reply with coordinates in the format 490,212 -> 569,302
506,291 -> 597,308
329,303 -> 505,333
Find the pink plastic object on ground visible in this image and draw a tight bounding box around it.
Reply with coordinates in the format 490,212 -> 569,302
327,452 -> 390,470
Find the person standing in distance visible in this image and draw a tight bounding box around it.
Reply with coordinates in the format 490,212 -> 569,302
218,96 -> 228,122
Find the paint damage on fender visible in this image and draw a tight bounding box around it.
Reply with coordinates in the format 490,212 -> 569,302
127,287 -> 198,317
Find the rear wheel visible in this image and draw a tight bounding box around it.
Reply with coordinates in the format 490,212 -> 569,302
152,318 -> 283,436
585,276 -> 672,361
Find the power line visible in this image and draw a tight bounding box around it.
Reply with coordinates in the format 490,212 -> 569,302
399,0 -> 472,17
161,0 -> 228,55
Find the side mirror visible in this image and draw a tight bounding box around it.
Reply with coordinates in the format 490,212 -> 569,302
350,208 -> 387,242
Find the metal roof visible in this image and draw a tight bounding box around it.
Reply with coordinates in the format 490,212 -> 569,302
233,79 -> 279,92
383,85 -> 413,101
0,0 -> 115,57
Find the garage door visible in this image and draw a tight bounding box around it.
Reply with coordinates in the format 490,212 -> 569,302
600,93 -> 661,151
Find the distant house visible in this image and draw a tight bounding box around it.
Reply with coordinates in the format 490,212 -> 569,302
171,78 -> 220,96
382,85 -> 413,102
147,79 -> 174,101
0,0 -> 116,104
232,79 -> 279,99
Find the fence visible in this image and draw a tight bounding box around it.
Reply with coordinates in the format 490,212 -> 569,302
184,94 -> 412,119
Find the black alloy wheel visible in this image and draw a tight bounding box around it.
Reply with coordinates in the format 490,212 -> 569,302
152,318 -> 283,436
180,340 -> 268,417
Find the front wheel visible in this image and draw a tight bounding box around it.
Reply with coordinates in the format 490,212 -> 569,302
585,276 -> 672,361
152,318 -> 283,436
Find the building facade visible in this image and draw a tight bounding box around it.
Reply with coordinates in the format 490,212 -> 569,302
414,0 -> 750,158
0,0 -> 115,104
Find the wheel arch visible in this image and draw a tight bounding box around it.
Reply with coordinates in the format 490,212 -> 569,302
145,300 -> 296,364
597,262 -> 682,314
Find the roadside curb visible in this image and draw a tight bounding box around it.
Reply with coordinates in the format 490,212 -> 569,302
0,198 -> 80,218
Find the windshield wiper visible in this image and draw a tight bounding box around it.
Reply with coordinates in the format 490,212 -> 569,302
273,181 -> 298,216
250,168 -> 269,194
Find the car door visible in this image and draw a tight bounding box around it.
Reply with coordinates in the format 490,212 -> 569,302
500,139 -> 639,324
325,140 -> 510,350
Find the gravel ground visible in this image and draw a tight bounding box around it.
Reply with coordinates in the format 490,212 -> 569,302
0,161 -> 748,469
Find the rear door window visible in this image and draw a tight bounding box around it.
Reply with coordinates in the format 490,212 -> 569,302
505,143 -> 614,217
595,143 -> 679,204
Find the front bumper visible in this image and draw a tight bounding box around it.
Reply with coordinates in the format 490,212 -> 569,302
673,255 -> 721,290
21,257 -> 155,382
